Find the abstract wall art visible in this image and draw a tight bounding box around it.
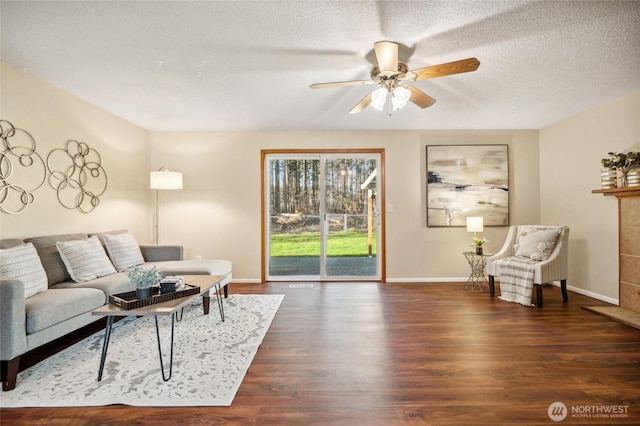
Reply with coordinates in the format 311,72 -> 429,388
47,139 -> 108,213
426,144 -> 509,227
0,120 -> 47,214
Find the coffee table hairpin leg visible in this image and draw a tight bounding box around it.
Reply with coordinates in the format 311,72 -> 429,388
97,316 -> 115,381
97,313 -> 177,382
155,314 -> 176,381
215,283 -> 225,322
175,307 -> 184,322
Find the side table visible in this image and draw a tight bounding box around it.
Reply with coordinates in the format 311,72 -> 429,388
463,251 -> 492,292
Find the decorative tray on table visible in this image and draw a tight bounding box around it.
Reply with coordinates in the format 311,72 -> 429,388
109,284 -> 200,310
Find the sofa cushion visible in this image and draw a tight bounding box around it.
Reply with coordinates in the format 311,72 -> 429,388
51,271 -> 135,298
0,243 -> 48,298
104,232 -> 145,272
140,245 -> 183,262
25,288 -> 105,334
0,238 -> 24,249
25,233 -> 89,286
515,228 -> 561,261
56,236 -> 117,282
89,229 -> 129,245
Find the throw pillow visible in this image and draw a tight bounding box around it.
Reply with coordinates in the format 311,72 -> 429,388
56,236 -> 116,282
24,233 -> 89,286
104,232 -> 145,272
515,229 -> 561,261
0,243 -> 48,298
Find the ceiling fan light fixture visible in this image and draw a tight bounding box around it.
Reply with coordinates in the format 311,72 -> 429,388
310,41 -> 479,114
391,86 -> 411,110
370,87 -> 388,111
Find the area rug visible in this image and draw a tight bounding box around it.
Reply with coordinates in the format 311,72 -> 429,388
0,294 -> 283,407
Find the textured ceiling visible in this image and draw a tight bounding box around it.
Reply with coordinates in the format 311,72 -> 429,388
2,1 -> 639,131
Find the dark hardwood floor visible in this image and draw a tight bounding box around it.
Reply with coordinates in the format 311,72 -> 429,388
2,282 -> 639,425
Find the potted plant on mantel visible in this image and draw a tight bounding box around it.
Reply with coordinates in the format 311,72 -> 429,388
601,151 -> 640,187
128,265 -> 163,300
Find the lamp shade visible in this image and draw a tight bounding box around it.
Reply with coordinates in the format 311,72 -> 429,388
391,86 -> 411,110
150,170 -> 183,189
370,87 -> 388,111
466,216 -> 483,233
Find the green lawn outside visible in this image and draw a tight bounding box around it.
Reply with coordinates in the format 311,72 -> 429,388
271,231 -> 377,257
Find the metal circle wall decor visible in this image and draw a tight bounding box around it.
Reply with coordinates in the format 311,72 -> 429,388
47,139 -> 108,213
0,120 -> 47,214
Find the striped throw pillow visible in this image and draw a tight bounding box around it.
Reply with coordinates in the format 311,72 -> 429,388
104,232 -> 144,272
0,243 -> 49,298
56,236 -> 116,282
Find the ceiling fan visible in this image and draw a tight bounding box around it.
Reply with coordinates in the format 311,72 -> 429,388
310,41 -> 480,114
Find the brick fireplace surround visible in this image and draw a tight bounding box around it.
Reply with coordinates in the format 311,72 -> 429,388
590,187 -> 640,328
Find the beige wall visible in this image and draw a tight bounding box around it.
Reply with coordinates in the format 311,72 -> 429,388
0,62 -> 151,242
150,130 -> 540,282
540,91 -> 640,303
5,59 -> 636,303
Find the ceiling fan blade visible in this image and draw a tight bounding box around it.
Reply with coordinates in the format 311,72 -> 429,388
349,92 -> 373,114
310,80 -> 373,89
374,41 -> 398,73
402,85 -> 436,108
412,57 -> 480,80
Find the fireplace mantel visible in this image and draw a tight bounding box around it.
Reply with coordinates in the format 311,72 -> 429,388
592,187 -> 640,197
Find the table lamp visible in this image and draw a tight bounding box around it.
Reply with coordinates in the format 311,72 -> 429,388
466,216 -> 483,237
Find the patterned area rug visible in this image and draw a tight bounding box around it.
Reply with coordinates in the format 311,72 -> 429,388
0,294 -> 283,407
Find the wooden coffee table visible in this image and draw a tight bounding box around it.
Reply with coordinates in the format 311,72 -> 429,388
92,274 -> 227,382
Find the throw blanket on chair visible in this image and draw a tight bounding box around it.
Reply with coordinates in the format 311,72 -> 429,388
498,257 -> 536,307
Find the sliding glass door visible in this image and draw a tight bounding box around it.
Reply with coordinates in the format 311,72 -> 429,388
268,156 -> 322,277
324,157 -> 378,277
264,152 -> 381,281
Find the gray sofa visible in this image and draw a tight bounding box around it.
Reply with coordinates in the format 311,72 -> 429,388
0,230 -> 232,391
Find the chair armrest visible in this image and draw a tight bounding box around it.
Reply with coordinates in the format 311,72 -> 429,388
532,227 -> 569,284
486,226 -> 518,276
139,245 -> 184,262
0,280 -> 28,361
531,257 -> 558,285
486,246 -> 514,264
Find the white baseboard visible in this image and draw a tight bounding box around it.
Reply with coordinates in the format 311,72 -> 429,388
236,278 -> 470,284
562,283 -> 618,305
386,277 -> 468,283
232,278 -> 619,305
540,281 -> 617,305
383,279 -> 619,305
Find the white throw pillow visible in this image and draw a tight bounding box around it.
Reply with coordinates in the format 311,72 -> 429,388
515,229 -> 561,261
56,236 -> 116,282
0,243 -> 48,298
104,232 -> 144,272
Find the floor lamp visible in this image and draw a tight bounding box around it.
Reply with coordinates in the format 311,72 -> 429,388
150,166 -> 183,244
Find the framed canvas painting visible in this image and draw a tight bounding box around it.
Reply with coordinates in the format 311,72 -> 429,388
426,144 -> 509,227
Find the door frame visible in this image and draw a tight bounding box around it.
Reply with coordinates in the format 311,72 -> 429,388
261,148 -> 386,282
